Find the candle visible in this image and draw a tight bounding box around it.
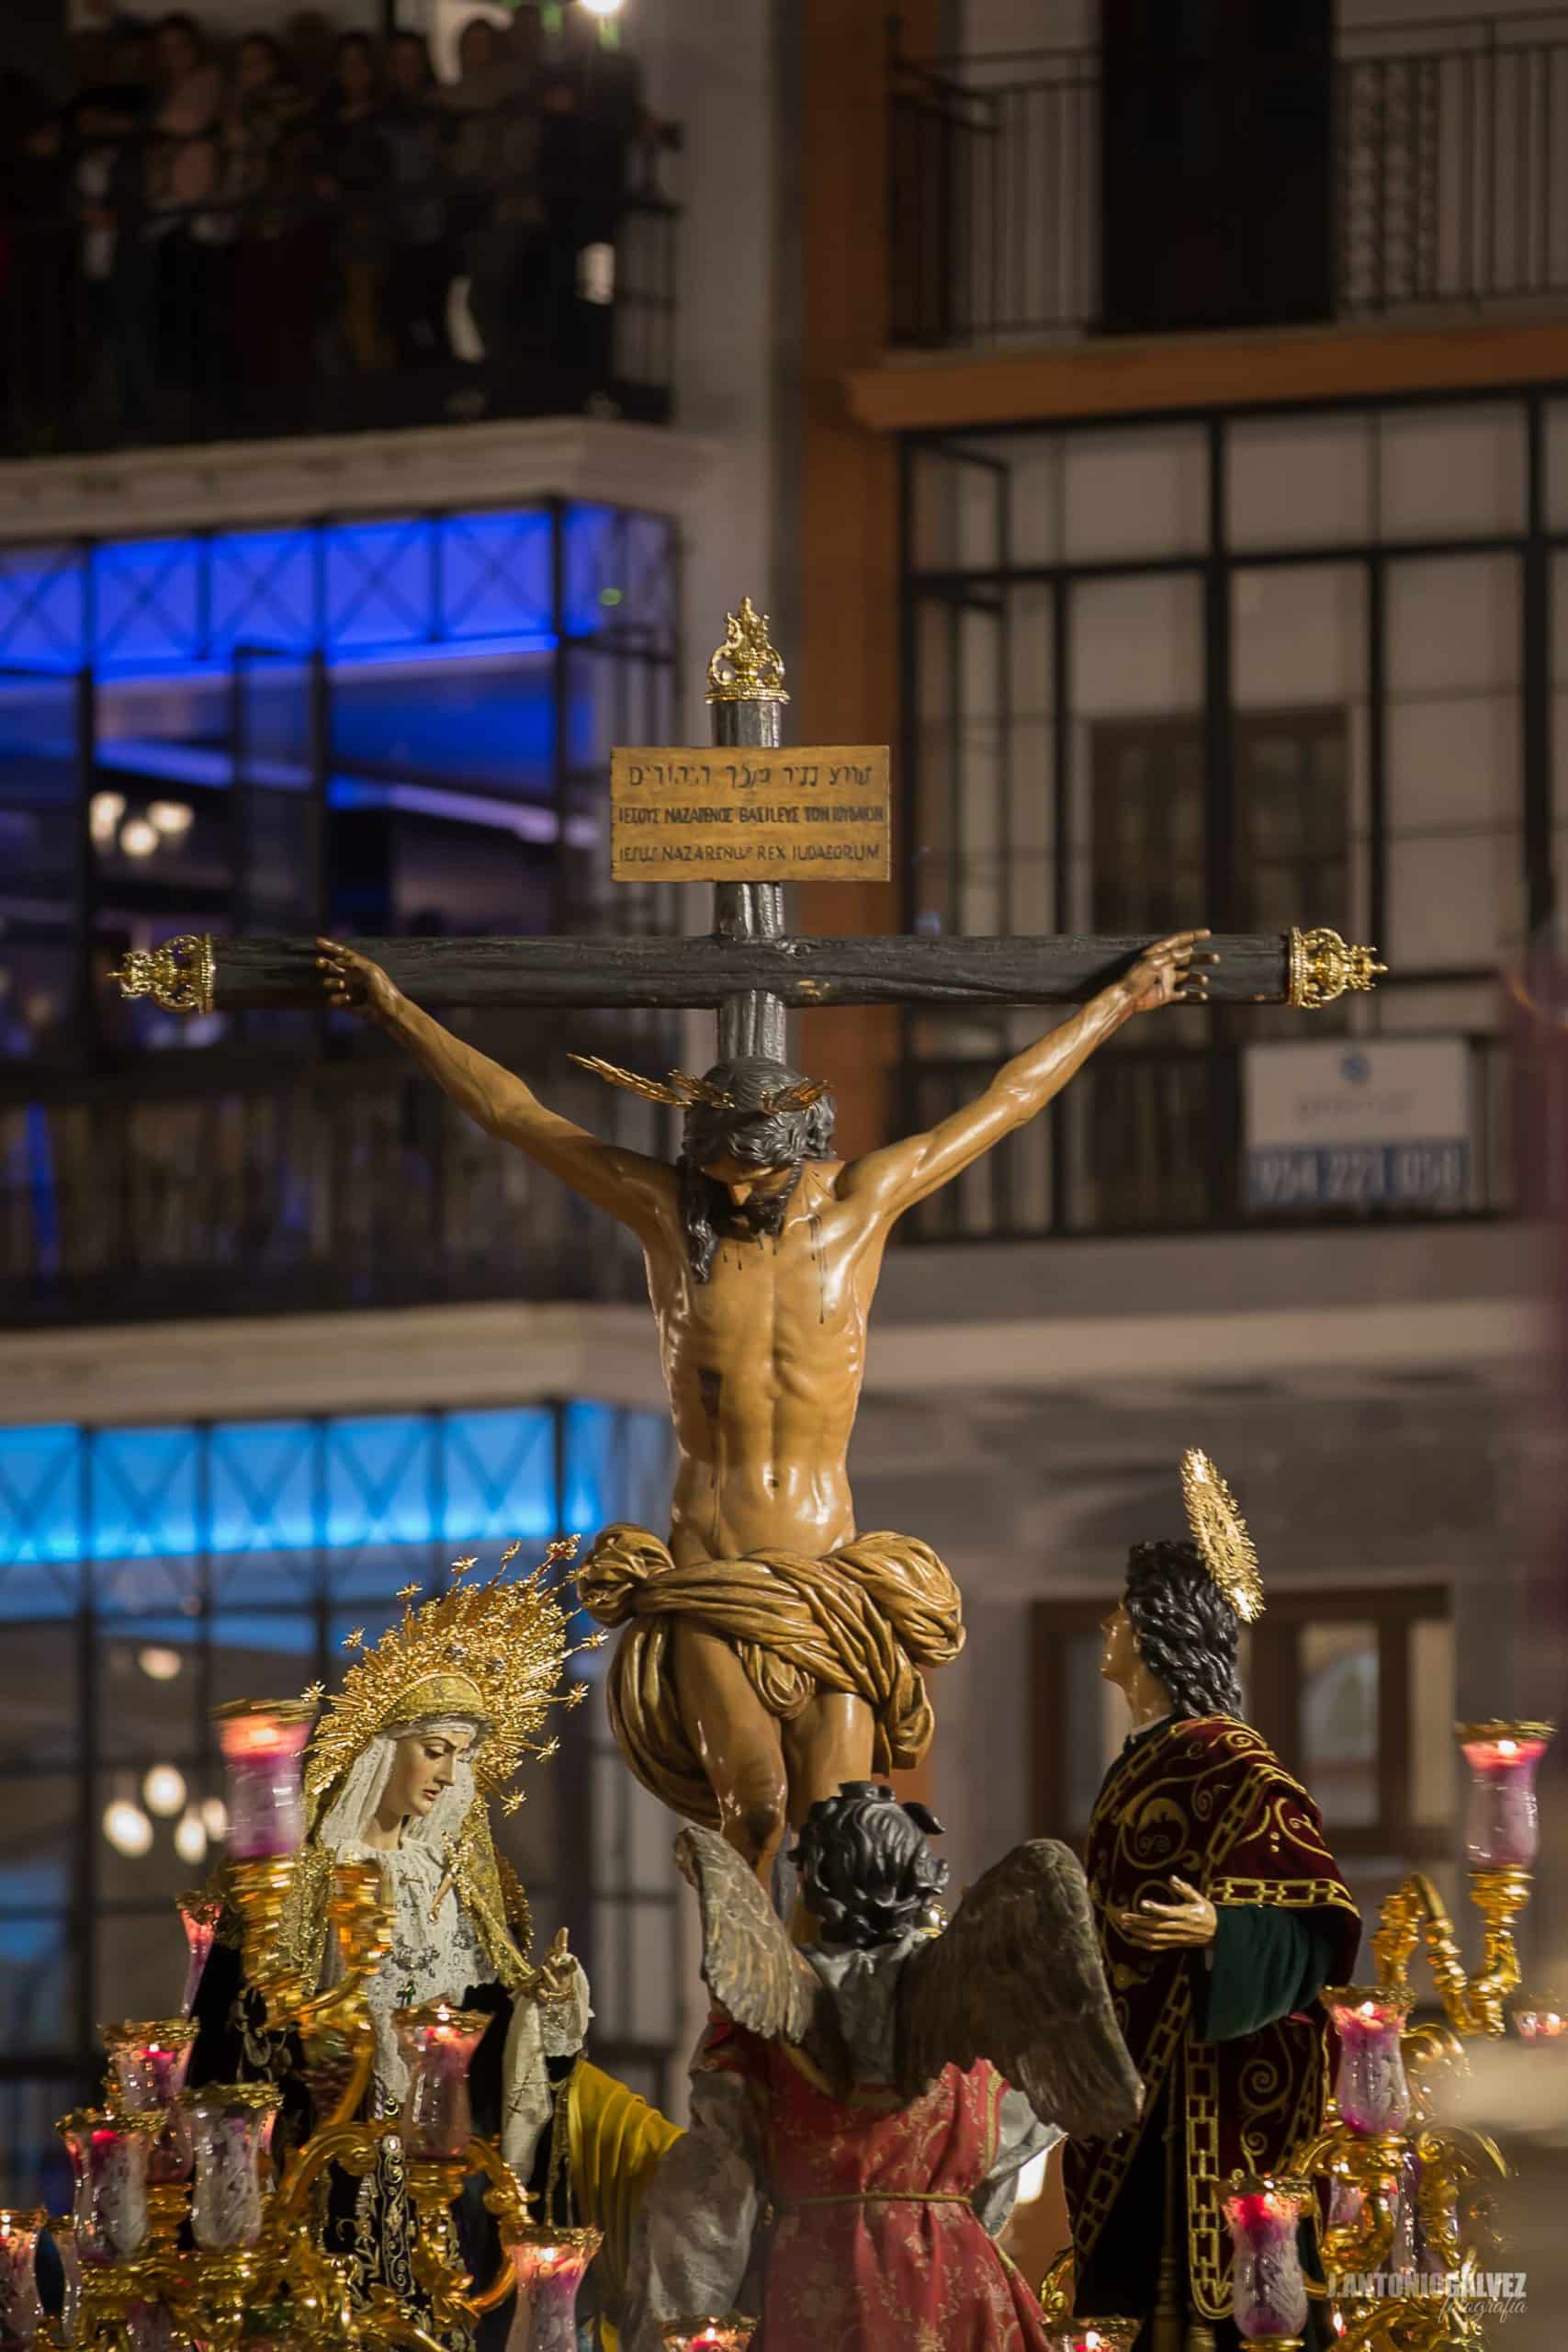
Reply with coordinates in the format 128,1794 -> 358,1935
1323,1985 -> 1413,2135
1457,1720 -> 1554,1870
1223,2175 -> 1312,2342
103,2021 -> 198,2185
176,1893 -> 223,2017
179,2086 -> 280,2251
0,2209 -> 46,2351
660,2324 -> 757,2352
56,2112 -> 157,2265
1514,1996 -> 1568,2041
392,2002 -> 491,2161
1042,2325 -> 1140,2352
511,2225 -> 603,2352
213,1700 -> 317,1860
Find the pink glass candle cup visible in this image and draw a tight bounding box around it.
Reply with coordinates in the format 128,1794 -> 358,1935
511,2225 -> 603,2352
56,2111 -> 157,2264
213,1699 -> 317,1860
1458,1720 -> 1554,1870
1224,2174 -> 1312,2343
179,2086 -> 280,2251
0,2209 -> 46,2350
1324,1984 -> 1414,2135
103,2021 -> 198,2185
393,2002 -> 491,2160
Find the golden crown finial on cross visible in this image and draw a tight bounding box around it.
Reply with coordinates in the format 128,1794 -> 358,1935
705,595 -> 789,706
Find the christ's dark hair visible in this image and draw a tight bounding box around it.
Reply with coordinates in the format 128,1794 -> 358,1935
676,1057 -> 837,1283
1123,1540 -> 1247,1722
789,1781 -> 949,1949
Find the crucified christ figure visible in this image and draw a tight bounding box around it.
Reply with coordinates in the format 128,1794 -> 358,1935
317,928 -> 1213,1887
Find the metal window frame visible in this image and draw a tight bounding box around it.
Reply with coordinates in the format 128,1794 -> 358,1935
896,380 -> 1563,1241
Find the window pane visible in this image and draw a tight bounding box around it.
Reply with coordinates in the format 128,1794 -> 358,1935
1299,1623 -> 1380,1827
1061,1631 -> 1125,1835
0,1623 -> 79,1770
1064,426 -> 1208,560
1379,404 -> 1527,540
1410,1619 -> 1458,1829
0,2079 -> 79,2208
1228,413 -> 1372,549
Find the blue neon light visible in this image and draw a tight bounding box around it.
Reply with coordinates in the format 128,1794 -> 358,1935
0,508 -> 664,677
0,1408 -> 671,1591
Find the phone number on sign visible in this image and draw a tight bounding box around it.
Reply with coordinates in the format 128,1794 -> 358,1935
1247,1142 -> 1470,1208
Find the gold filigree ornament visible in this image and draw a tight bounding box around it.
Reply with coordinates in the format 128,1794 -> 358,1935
1286,925 -> 1386,1011
109,931 -> 216,1015
1179,1447 -> 1265,1623
303,1537 -> 604,1815
705,594 -> 789,705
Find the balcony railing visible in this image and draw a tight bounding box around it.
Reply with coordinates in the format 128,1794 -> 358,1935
890,10 -> 1568,348
3,109 -> 678,459
1,1026 -> 674,1327
898,1022 -> 1510,1245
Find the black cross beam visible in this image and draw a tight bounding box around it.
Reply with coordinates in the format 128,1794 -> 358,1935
113,602 -> 1383,1035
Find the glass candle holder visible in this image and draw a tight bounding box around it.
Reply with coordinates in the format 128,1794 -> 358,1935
1457,1720 -> 1554,1870
103,2021 -> 198,2185
213,1699 -> 316,1860
660,2324 -> 757,2352
56,2110 -> 158,2264
47,2219 -> 81,2348
1324,1984 -> 1414,2135
1223,2174 -> 1312,2344
392,2002 -> 491,2160
176,1893 -> 223,2017
510,2225 -> 603,2352
1514,1996 -> 1568,2041
0,2209 -> 46,2350
1042,2327 -> 1140,2352
179,2086 -> 280,2251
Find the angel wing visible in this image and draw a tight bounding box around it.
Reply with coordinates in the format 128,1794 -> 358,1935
894,1839 -> 1144,2141
675,1826 -> 847,2082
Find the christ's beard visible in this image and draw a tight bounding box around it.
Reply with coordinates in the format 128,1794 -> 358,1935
720,1166 -> 800,1240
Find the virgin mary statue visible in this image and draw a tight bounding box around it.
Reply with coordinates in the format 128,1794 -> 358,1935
190,1545 -> 626,2346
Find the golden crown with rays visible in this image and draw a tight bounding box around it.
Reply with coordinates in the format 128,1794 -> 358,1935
569,1053 -> 829,1116
302,1538 -> 605,1816
1179,1448 -> 1265,1623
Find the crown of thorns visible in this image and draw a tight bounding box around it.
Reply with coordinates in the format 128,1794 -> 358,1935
569,1054 -> 830,1115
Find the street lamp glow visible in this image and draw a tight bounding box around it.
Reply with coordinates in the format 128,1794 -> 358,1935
148,799 -> 194,837
119,817 -> 159,859
89,790 -> 126,843
174,1809 -> 208,1866
580,0 -> 625,16
138,1645 -> 183,1682
143,1763 -> 188,1819
103,1798 -> 153,1858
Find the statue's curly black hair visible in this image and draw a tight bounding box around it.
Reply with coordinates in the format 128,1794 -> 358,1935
788,1781 -> 950,1949
1123,1539 -> 1247,1722
677,1057 -> 837,1283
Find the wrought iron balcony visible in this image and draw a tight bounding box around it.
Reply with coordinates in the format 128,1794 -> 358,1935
890,10 -> 1568,349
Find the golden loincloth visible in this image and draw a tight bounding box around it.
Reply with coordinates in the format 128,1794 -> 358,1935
578,1522 -> 965,1826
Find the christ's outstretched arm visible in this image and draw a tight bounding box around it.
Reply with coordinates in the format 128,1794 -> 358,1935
837,929 -> 1213,1221
316,940 -> 674,1238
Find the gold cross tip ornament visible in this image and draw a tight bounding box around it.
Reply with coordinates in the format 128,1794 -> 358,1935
109,933 -> 216,1016
1180,1447 -> 1265,1623
705,595 -> 789,706
1286,927 -> 1387,1011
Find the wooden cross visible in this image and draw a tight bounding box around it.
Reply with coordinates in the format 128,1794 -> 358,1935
113,598 -> 1384,1041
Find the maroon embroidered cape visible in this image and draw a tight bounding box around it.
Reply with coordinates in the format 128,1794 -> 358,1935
1062,1715 -> 1361,2323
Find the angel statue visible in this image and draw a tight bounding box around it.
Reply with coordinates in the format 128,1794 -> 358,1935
623,1781 -> 1144,2351
1062,1451 -> 1363,2352
190,1546 -> 680,2352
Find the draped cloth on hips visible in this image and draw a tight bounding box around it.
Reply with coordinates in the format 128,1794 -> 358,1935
578,1521 -> 966,1826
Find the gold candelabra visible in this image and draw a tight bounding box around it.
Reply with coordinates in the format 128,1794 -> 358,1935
1287,1718 -> 1552,2352
20,1854 -> 545,2351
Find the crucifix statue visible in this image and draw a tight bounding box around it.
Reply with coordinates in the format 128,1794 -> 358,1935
117,600 -> 1382,1891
